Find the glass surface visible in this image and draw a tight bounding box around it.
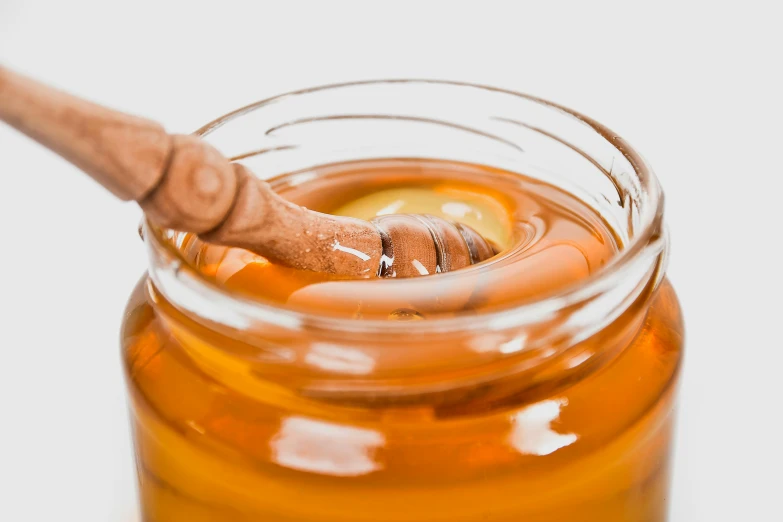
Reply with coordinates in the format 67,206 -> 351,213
122,81 -> 683,521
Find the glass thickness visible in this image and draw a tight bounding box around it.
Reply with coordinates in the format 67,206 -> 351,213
121,81 -> 683,521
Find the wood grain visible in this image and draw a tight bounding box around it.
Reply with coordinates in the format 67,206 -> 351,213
139,134 -> 237,233
0,65 -> 170,201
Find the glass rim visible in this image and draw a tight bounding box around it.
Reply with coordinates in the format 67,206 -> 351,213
146,79 -> 666,335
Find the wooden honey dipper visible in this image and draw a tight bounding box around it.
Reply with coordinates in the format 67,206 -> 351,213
0,66 -> 496,277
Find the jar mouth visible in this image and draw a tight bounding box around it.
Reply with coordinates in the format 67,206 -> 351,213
146,79 -> 666,336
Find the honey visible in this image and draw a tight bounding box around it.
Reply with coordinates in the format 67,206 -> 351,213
173,160 -> 617,318
122,159 -> 683,521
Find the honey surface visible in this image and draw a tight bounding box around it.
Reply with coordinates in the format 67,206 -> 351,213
176,160 -> 618,319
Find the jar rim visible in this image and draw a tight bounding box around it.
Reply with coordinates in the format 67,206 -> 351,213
146,79 -> 667,336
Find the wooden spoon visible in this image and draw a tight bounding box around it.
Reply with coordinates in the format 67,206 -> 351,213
0,66 -> 495,277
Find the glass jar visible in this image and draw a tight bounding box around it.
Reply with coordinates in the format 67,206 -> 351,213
122,81 -> 683,521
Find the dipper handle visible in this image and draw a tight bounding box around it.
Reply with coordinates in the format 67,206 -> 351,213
0,66 -> 496,278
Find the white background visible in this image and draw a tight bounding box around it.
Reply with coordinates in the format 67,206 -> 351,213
1,1 -> 781,521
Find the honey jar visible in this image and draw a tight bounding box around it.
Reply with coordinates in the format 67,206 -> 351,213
122,81 -> 683,521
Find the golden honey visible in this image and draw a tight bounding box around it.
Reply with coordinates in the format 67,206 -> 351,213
123,159 -> 682,521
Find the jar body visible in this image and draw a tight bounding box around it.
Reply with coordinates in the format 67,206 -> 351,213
122,276 -> 683,522
122,80 -> 682,521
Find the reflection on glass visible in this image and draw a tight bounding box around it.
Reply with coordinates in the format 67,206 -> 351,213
271,416 -> 385,476
510,399 -> 577,456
